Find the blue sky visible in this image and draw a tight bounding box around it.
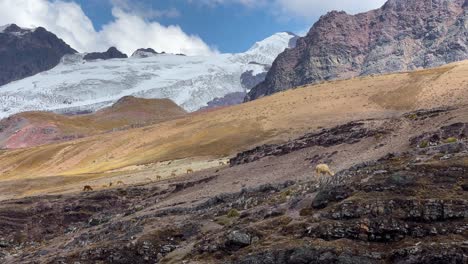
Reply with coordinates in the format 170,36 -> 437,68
0,0 -> 387,55
73,0 -> 309,53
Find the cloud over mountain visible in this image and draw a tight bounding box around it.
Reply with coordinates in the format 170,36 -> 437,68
0,0 -> 216,56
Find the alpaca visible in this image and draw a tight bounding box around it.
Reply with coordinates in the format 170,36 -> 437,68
83,185 -> 93,191
117,180 -> 124,185
156,175 -> 162,180
315,164 -> 334,186
315,164 -> 334,176
186,168 -> 194,174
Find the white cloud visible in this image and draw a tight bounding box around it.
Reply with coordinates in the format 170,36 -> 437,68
111,0 -> 181,19
0,0 -> 216,56
192,0 -> 388,20
273,0 -> 388,19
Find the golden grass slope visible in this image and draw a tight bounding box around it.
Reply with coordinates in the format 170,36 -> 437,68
0,96 -> 187,148
1,60 -> 468,180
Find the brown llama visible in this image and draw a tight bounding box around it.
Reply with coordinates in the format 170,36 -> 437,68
186,168 -> 194,174
83,185 -> 93,191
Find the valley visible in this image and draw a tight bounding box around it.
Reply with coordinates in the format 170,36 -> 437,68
0,74 -> 467,262
0,0 -> 466,263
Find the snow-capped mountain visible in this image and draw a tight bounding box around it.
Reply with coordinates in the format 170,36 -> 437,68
0,32 -> 297,117
0,24 -> 76,87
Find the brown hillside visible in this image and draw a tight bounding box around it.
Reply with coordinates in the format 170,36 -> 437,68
0,60 -> 467,193
0,96 -> 186,149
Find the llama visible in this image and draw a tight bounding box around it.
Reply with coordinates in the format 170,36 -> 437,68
186,168 -> 194,174
315,164 -> 334,186
83,185 -> 93,191
117,180 -> 125,185
156,175 -> 162,180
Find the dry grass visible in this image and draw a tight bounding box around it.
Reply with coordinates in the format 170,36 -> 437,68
0,60 -> 467,190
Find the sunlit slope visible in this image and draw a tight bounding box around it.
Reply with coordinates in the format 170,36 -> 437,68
1,60 -> 467,179
0,96 -> 187,148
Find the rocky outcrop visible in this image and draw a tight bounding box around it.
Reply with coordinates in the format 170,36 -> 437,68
246,0 -> 468,101
230,121 -> 390,166
241,69 -> 268,90
131,48 -> 159,58
0,24 -> 76,86
199,92 -> 247,111
83,47 -> 127,61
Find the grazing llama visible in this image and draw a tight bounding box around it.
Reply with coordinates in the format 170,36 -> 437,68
83,185 -> 93,191
186,168 -> 194,174
315,164 -> 334,186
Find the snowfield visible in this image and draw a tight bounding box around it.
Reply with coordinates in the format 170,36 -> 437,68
0,32 -> 297,118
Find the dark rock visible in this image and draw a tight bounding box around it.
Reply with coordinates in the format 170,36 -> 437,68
241,70 -> 268,90
83,47 -> 127,61
311,186 -> 353,209
131,48 -> 159,58
225,230 -> 252,249
230,121 -> 389,166
0,240 -> 10,248
199,92 -> 247,111
0,24 -> 76,86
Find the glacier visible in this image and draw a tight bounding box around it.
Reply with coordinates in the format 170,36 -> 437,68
0,32 -> 297,118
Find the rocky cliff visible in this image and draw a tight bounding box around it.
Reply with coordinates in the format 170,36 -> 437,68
0,24 -> 76,86
83,47 -> 128,61
246,0 -> 468,101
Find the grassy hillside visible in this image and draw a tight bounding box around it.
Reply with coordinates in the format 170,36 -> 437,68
0,96 -> 187,148
0,60 -> 467,181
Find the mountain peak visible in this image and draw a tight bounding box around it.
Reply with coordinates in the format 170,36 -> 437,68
131,48 -> 160,58
83,47 -> 128,61
0,24 -> 37,35
0,24 -> 76,86
246,0 -> 468,101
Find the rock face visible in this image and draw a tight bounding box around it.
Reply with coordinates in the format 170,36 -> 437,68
0,24 -> 76,86
230,122 -> 389,166
83,47 -> 128,61
240,69 -> 268,90
246,0 -> 468,101
199,92 -> 247,111
131,48 -> 159,58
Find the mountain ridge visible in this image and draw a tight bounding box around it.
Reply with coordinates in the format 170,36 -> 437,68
0,32 -> 296,118
246,0 -> 468,101
0,23 -> 76,86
